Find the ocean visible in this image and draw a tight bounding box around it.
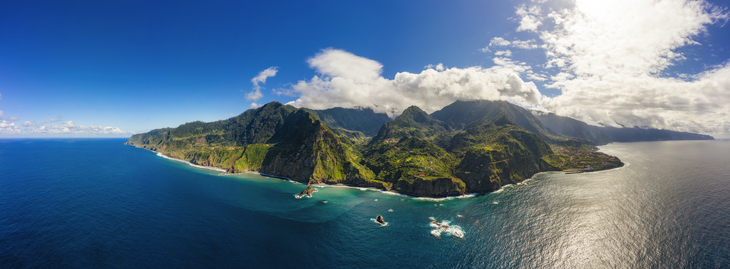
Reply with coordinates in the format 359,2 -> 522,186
1,138 -> 729,268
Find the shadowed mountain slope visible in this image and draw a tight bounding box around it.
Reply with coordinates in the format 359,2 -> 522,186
534,112 -> 714,145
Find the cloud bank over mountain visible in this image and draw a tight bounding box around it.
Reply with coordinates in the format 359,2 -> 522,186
282,0 -> 730,133
287,48 -> 542,118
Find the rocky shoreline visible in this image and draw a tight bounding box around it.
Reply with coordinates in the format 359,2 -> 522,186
127,142 -> 623,199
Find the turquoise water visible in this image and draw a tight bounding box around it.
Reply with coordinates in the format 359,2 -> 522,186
1,139 -> 729,268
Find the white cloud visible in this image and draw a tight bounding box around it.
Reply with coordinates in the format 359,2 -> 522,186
48,118 -> 60,122
495,50 -> 513,57
489,37 -> 511,47
251,102 -> 262,109
245,89 -> 263,101
287,49 -> 542,117
516,4 -> 543,32
247,67 -> 278,101
307,48 -> 383,83
425,63 -> 445,71
29,121 -> 128,135
0,110 -> 3,119
488,37 -> 538,49
252,67 -> 278,86
511,39 -> 539,49
7,117 -> 18,121
533,0 -> 730,133
0,120 -> 21,134
527,73 -> 548,81
0,119 -> 129,135
479,46 -> 491,53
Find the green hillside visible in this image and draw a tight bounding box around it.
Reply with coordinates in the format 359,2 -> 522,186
128,100 -> 625,197
370,106 -> 452,144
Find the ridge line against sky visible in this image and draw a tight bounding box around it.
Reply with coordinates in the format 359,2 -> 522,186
1,0 -> 729,137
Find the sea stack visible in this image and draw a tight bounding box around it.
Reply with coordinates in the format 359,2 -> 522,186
376,215 -> 387,226
295,185 -> 316,199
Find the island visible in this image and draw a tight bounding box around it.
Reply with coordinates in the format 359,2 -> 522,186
125,100 -> 706,198
294,185 -> 316,199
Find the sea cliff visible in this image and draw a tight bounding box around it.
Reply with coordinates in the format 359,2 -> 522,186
127,101 -> 627,197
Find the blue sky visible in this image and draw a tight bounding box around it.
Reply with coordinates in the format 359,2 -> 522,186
1,0 -> 729,137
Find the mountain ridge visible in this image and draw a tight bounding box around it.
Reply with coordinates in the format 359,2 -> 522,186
533,111 -> 714,145
127,100 -> 709,197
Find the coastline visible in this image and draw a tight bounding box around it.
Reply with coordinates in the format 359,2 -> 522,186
127,144 -> 493,200
127,142 -> 625,200
126,143 -> 228,173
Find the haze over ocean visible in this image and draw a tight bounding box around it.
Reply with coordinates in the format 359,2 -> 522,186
1,138 -> 728,268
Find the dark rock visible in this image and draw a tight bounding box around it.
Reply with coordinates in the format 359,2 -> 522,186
294,185 -> 316,199
376,214 -> 386,226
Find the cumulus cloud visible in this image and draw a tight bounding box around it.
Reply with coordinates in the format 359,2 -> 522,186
29,121 -> 128,135
516,4 -> 543,32
0,110 -> 3,119
247,67 -> 278,101
0,119 -> 130,135
532,0 -> 730,133
0,120 -> 21,134
6,117 -> 18,121
287,49 -> 542,117
251,102 -> 262,109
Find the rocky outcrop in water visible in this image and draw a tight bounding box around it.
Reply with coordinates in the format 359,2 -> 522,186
376,215 -> 386,226
294,185 -> 316,199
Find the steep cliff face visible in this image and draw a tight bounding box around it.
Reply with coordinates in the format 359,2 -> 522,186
447,115 -> 558,193
363,137 -> 466,197
258,110 -> 377,186
127,103 -> 382,189
127,100 -> 628,197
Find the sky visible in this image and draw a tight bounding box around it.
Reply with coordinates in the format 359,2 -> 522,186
1,0 -> 729,137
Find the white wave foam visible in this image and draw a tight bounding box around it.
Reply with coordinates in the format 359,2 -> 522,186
428,218 -> 465,239
413,193 -> 478,202
156,153 -> 227,172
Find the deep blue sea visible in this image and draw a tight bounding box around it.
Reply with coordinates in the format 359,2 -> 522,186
1,138 -> 729,268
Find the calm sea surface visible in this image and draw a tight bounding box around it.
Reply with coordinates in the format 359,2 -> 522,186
1,138 -> 729,268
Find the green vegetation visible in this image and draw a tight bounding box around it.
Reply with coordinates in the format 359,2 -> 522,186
128,100 -> 624,197
370,106 -> 452,144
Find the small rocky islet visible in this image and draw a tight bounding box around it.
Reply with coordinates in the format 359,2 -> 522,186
294,185 -> 316,199
375,215 -> 387,226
